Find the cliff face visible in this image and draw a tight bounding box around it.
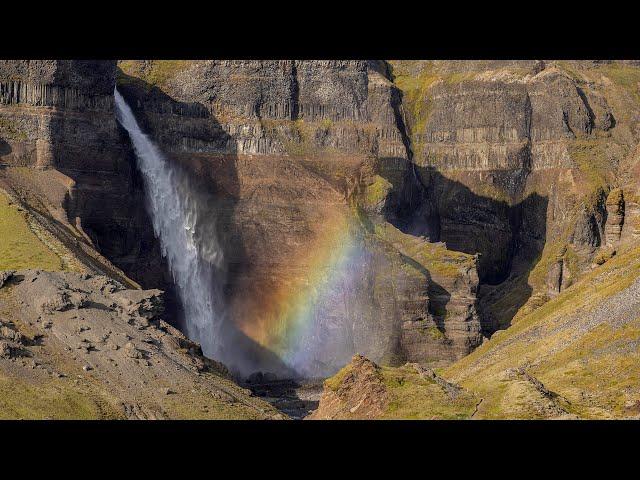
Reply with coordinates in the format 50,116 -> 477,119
116,60 -> 482,375
5,59 -> 640,383
389,60 -> 640,332
0,60 -> 178,313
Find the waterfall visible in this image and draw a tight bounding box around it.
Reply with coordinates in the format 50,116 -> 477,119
114,88 -> 224,359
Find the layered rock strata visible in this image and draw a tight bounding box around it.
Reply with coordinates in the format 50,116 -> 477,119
116,60 -> 482,374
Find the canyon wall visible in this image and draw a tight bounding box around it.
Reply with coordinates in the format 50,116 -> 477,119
5,59 -> 640,378
0,60 -> 175,305
389,60 -> 640,332
116,60 -> 482,375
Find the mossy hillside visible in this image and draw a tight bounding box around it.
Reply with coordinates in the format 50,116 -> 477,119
371,220 -> 475,279
118,60 -> 192,90
381,365 -> 477,419
0,190 -> 62,271
0,373 -> 123,420
444,242 -> 640,418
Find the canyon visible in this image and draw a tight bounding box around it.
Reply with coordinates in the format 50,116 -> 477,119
1,59 -> 640,418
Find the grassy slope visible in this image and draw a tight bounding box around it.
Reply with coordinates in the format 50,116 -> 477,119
318,239 -> 640,419
444,242 -> 640,418
0,190 -> 62,271
0,373 -> 122,420
370,220 -> 475,279
322,361 -> 478,419
381,365 -> 477,419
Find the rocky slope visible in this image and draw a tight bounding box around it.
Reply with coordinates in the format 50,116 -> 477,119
0,268 -> 279,419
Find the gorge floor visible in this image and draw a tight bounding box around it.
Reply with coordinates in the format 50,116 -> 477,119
244,379 -> 323,419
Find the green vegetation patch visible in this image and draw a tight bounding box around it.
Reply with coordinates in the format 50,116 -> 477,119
0,191 -> 62,270
0,117 -> 28,141
363,175 -> 393,207
324,361 -> 355,392
372,221 -> 475,279
381,365 -> 477,419
599,63 -> 640,103
0,374 -> 121,419
118,60 -> 192,90
568,137 -> 611,191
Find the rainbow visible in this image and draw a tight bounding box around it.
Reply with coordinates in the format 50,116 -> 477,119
236,208 -> 366,377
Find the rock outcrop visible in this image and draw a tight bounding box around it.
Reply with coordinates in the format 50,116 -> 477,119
308,353 -> 477,419
605,188 -> 625,246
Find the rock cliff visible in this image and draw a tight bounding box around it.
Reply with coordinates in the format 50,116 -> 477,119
4,58 -> 640,391
390,60 -> 640,332
115,60 -> 482,375
0,60 -> 180,323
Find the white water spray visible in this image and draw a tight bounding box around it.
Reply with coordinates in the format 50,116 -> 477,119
114,88 -> 224,358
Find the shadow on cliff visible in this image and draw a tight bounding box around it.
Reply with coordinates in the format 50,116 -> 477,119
0,139 -> 11,156
55,69 -> 295,380
378,159 -> 548,333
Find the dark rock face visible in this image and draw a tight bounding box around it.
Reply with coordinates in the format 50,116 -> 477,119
0,59 -> 176,309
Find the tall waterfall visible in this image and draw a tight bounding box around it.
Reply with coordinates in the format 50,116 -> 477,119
114,88 -> 224,359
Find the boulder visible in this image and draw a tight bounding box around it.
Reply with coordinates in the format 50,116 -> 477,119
0,271 -> 15,289
112,289 -> 164,320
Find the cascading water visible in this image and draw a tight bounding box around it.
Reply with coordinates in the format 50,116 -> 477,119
114,87 -> 385,381
114,88 -> 225,360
